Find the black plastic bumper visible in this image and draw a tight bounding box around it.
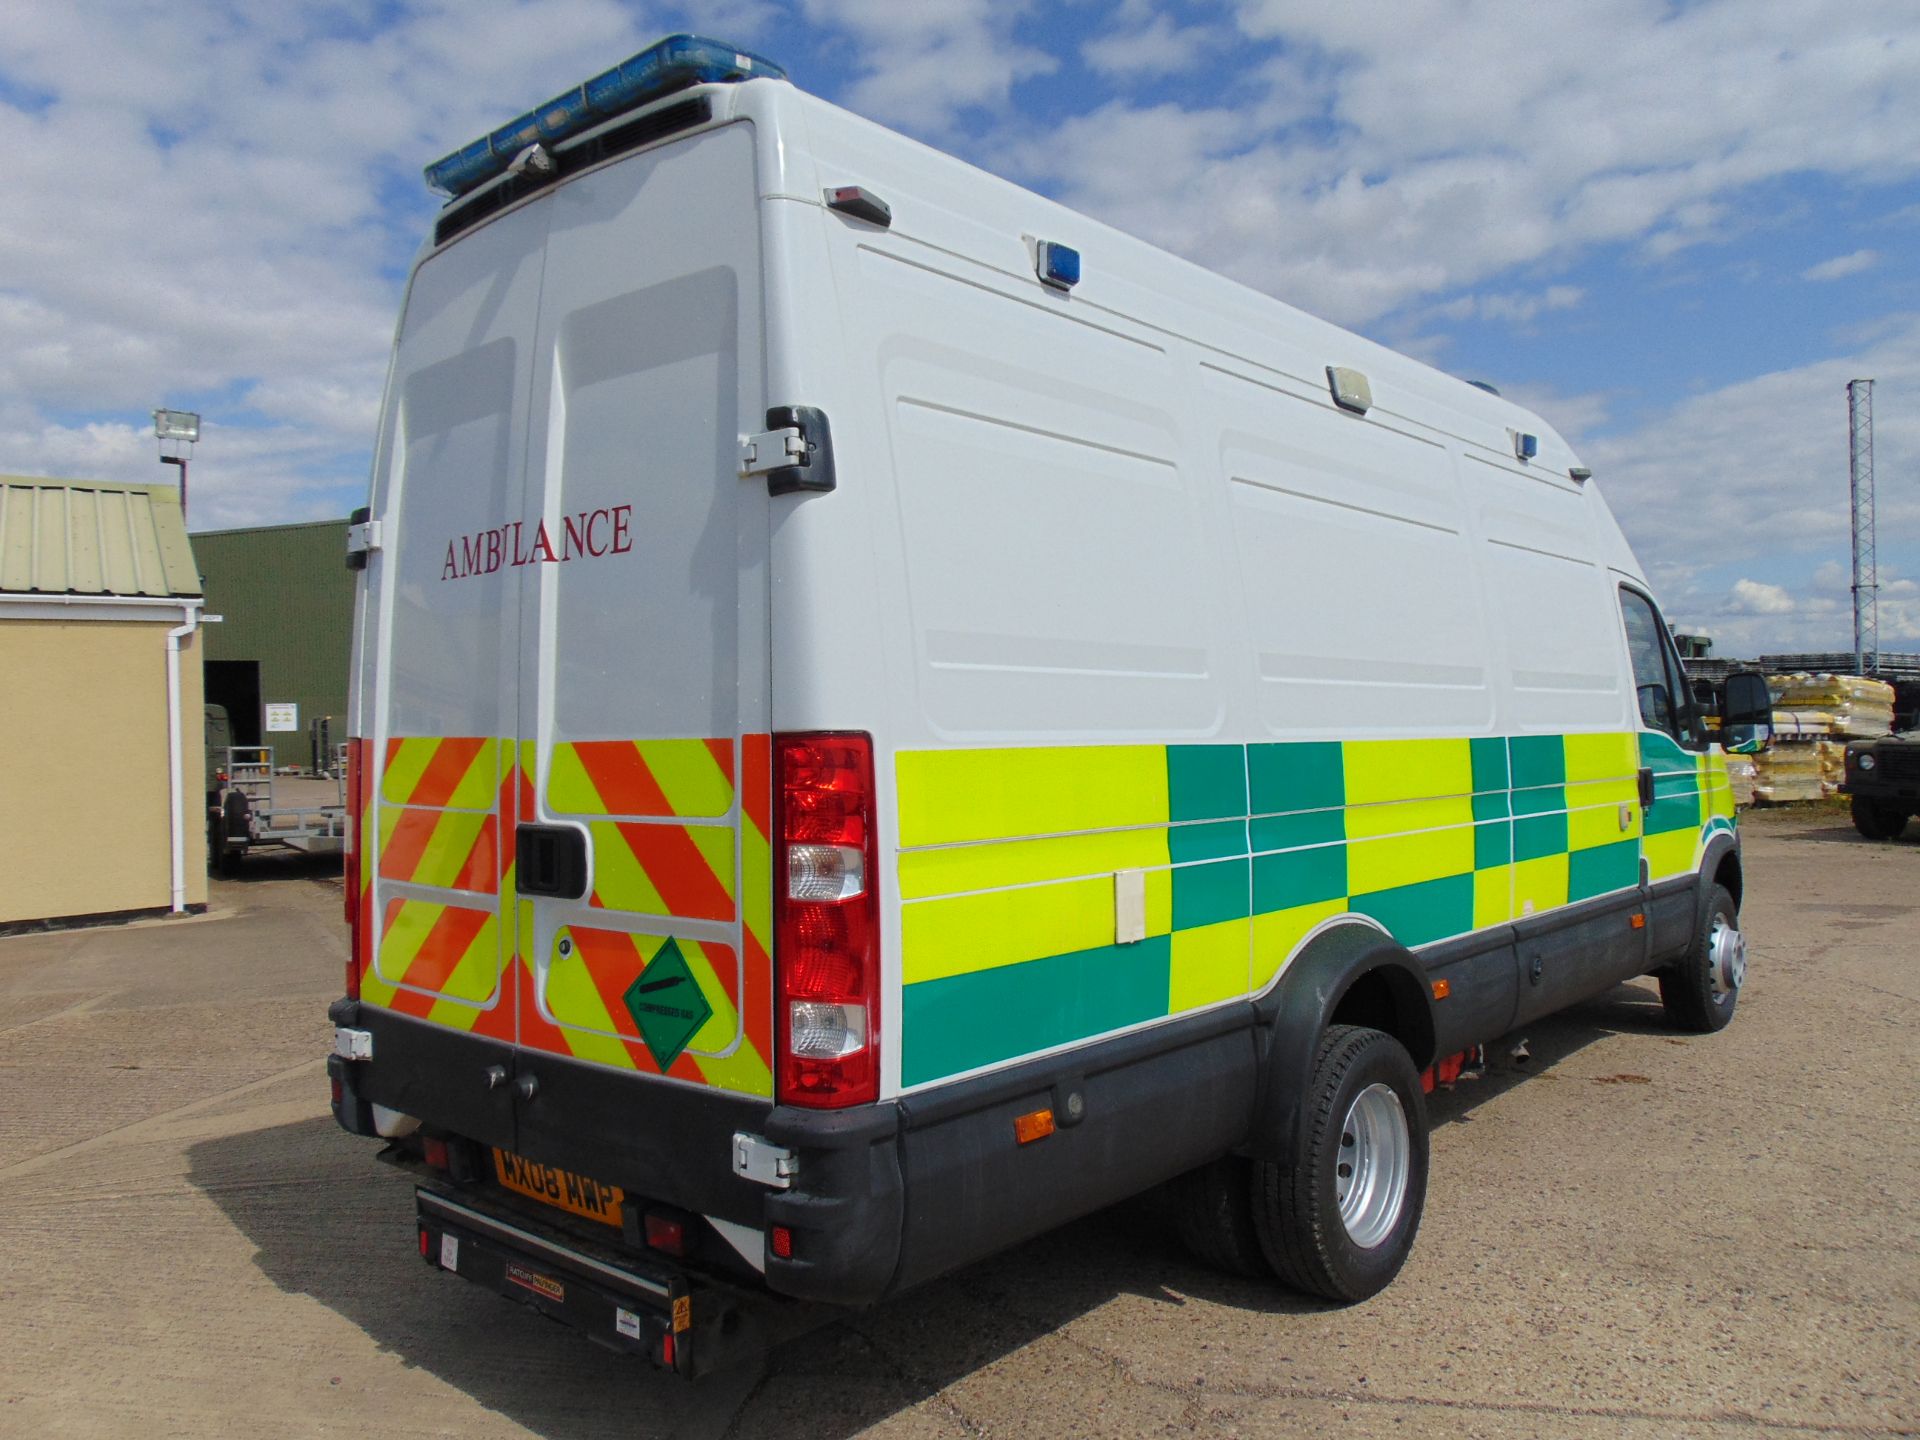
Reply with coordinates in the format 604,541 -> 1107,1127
333,998 -> 1255,1310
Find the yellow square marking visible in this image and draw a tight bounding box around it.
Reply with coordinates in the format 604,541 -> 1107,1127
896,745 -> 1169,848
1342,738 -> 1471,807
1511,854 -> 1569,918
1170,918 -> 1250,1011
1252,900 -> 1348,991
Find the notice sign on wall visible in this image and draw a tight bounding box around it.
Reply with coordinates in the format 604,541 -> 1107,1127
265,703 -> 299,733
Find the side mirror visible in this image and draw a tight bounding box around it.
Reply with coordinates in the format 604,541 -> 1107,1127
1722,671 -> 1772,751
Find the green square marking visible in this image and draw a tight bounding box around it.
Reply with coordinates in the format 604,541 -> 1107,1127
623,939 -> 713,1070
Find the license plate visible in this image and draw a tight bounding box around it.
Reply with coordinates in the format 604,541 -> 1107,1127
493,1149 -> 625,1228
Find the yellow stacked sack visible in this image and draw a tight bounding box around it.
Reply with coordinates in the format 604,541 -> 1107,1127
1751,738 -> 1828,802
1767,674 -> 1895,738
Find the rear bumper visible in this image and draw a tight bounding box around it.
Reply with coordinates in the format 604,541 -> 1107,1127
332,998 -> 1254,1310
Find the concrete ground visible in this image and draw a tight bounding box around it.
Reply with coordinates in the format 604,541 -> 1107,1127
0,810 -> 1914,1439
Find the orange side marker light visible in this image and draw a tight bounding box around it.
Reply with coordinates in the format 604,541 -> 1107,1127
1431,979 -> 1452,1000
1014,1108 -> 1056,1145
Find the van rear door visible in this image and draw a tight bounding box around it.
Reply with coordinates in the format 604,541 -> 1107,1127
511,122 -> 775,1112
361,198 -> 549,1126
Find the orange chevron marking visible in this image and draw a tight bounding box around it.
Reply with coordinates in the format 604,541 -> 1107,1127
410,736 -> 489,807
573,741 -> 673,816
742,734 -> 771,838
389,901 -> 492,995
607,822 -> 734,920
704,737 -> 736,787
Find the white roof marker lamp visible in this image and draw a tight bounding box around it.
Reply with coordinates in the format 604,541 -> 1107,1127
424,34 -> 786,198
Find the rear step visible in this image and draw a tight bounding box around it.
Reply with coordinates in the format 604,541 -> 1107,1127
417,1187 -> 706,1372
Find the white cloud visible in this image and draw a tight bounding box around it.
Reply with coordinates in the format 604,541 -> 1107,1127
1005,2 -> 1920,324
1082,6 -> 1219,78
1803,249 -> 1880,282
798,0 -> 1056,136
1588,312 -> 1920,588
1731,579 -> 1797,615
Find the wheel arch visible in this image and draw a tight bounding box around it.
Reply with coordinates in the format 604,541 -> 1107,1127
1702,831 -> 1742,915
1247,920 -> 1435,1165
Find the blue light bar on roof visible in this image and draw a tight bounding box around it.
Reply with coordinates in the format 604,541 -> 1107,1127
425,34 -> 786,199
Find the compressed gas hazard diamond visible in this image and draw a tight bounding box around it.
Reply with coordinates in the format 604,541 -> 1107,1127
623,939 -> 712,1070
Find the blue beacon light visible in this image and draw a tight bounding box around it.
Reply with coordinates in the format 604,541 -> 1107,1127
425,34 -> 786,199
1036,241 -> 1081,291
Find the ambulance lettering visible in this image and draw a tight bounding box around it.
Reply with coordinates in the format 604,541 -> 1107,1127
440,504 -> 635,580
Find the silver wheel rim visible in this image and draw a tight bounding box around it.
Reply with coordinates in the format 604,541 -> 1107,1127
1708,914 -> 1745,1005
1336,1082 -> 1410,1249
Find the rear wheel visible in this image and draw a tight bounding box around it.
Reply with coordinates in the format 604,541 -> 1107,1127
1850,795 -> 1909,841
1659,882 -> 1744,1033
1166,1155 -> 1267,1277
1252,1025 -> 1428,1303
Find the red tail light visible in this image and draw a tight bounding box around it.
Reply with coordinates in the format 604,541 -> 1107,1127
344,737 -> 366,999
773,733 -> 880,1107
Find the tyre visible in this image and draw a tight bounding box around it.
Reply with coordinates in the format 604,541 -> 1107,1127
1252,1025 -> 1428,1303
1166,1155 -> 1268,1277
1658,882 -> 1744,1033
1850,795 -> 1908,841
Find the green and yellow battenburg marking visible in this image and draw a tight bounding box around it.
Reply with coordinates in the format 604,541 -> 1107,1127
896,733 -> 1731,1089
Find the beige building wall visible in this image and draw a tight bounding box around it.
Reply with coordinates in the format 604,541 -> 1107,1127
0,618 -> 206,925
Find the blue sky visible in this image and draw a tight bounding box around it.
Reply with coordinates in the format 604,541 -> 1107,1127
1,0 -> 1916,656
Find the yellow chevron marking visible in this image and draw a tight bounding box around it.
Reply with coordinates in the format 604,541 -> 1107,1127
640,740 -> 734,817
588,823 -> 669,914
380,737 -> 438,805
542,944 -> 637,1070
545,743 -> 603,815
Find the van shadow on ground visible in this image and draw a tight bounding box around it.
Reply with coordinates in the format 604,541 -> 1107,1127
186,982 -> 1672,1440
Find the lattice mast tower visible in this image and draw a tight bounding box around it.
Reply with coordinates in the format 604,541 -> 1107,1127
1849,378 -> 1877,674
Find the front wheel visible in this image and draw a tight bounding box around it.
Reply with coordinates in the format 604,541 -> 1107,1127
1659,883 -> 1744,1033
1252,1025 -> 1428,1303
1850,795 -> 1909,841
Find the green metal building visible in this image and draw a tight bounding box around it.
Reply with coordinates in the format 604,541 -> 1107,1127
194,519 -> 353,764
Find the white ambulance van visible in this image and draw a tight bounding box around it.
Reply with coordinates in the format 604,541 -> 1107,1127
329,36 -> 1773,1374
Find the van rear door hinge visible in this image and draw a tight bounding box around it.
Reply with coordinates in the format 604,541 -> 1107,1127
740,406 -> 836,495
732,1132 -> 796,1188
345,506 -> 383,572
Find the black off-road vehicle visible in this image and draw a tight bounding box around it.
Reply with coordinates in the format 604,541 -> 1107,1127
1841,733 -> 1920,839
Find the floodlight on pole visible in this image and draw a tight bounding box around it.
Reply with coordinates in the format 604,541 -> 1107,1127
153,408 -> 201,520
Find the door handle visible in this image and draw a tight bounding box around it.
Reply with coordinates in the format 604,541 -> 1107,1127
516,824 -> 588,899
1637,767 -> 1655,811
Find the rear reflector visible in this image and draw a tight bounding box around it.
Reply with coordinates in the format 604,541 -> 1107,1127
644,1212 -> 688,1256
770,1225 -> 794,1259
422,1137 -> 450,1171
773,734 -> 880,1107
